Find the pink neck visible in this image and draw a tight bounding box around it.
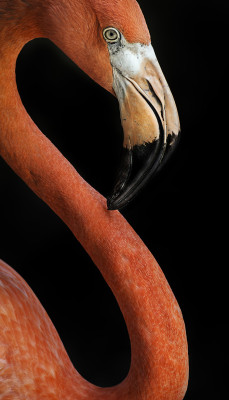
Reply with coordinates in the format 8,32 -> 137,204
0,9 -> 188,400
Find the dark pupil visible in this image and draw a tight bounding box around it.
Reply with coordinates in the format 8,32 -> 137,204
108,30 -> 116,39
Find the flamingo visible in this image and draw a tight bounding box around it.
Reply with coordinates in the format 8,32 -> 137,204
0,0 -> 188,399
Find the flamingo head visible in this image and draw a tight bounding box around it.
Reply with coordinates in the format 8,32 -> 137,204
44,0 -> 180,209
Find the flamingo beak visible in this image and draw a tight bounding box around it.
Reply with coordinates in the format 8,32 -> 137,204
107,52 -> 180,210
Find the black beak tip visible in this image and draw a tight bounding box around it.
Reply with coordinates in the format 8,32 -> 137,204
107,197 -> 120,210
107,198 -> 115,210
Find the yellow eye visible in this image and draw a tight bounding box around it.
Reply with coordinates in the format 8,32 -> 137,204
103,27 -> 120,43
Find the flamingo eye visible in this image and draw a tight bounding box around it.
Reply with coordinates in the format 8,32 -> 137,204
103,27 -> 120,43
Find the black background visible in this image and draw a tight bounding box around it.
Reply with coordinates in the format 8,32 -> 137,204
0,0 -> 228,397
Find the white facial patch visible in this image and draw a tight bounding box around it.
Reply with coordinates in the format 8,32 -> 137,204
107,35 -> 157,78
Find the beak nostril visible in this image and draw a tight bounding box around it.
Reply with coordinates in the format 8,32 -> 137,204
146,79 -> 165,121
146,80 -> 161,103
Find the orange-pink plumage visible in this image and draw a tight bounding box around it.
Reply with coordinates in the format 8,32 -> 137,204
0,0 -> 188,399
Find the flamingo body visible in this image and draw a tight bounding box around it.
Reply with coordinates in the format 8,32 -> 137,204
0,0 -> 188,398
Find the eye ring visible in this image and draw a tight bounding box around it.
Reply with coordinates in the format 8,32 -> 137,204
103,27 -> 120,43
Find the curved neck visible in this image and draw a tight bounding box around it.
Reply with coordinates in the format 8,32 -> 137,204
0,9 -> 188,400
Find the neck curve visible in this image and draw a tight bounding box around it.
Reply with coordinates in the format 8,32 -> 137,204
0,6 -> 188,400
